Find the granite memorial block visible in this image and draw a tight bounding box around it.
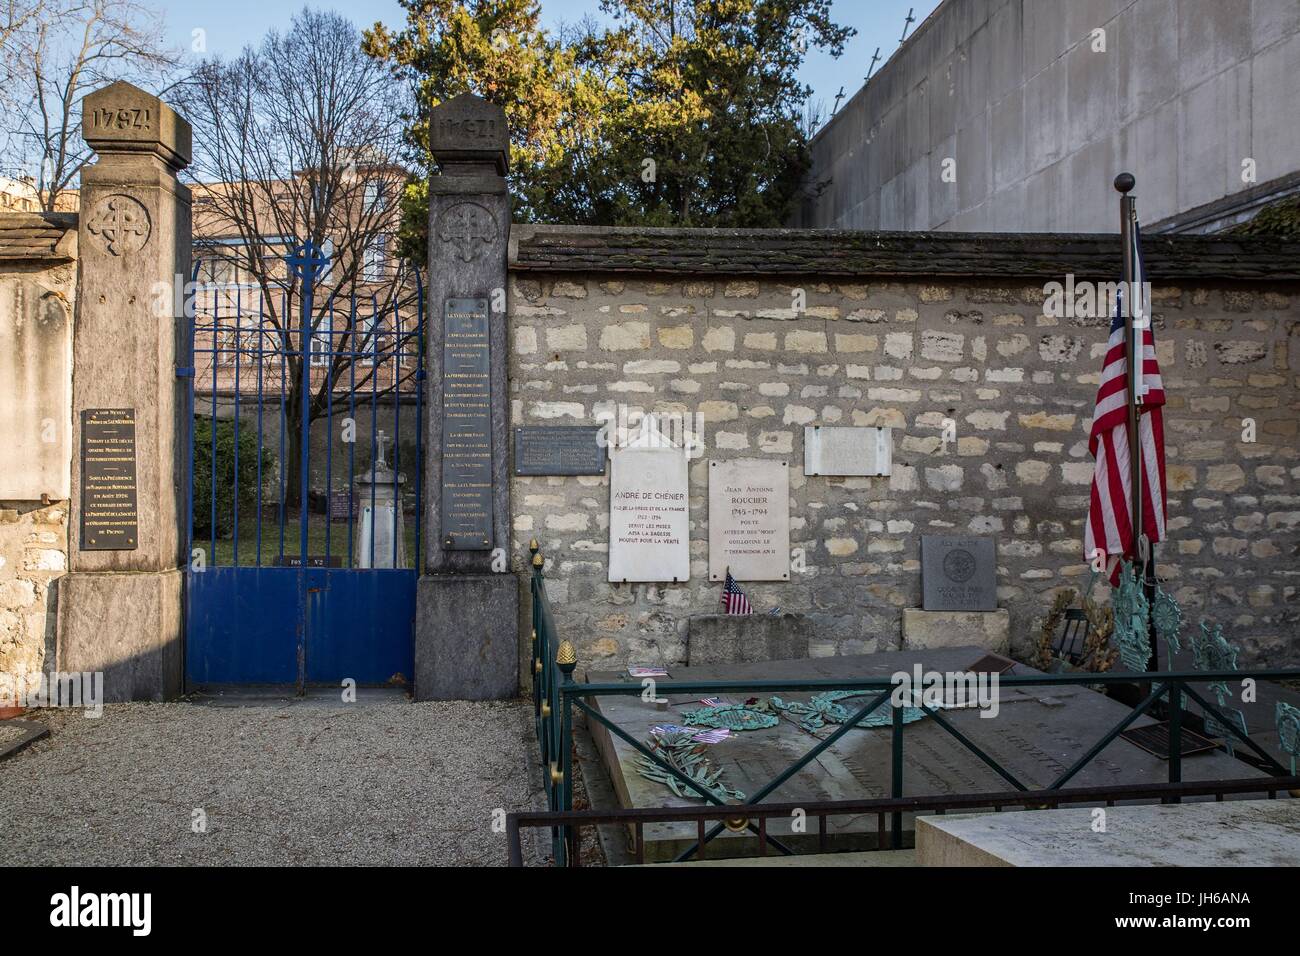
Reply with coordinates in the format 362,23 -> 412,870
708,458 -> 789,582
608,439 -> 690,584
687,613 -> 811,665
921,535 -> 997,611
804,425 -> 891,476
416,93 -> 517,700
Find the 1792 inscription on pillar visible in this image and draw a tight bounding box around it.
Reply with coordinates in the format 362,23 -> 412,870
441,297 -> 493,550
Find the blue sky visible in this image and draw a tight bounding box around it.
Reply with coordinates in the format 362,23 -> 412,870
162,0 -> 943,112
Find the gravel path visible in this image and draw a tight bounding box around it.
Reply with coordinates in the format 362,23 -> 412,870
0,694 -> 546,866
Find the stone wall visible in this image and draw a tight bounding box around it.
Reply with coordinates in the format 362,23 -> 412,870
507,227 -> 1300,673
0,213 -> 77,682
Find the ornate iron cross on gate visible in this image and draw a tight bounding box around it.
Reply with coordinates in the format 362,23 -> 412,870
286,239 -> 331,283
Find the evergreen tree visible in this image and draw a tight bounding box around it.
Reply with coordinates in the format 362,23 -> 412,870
364,0 -> 852,249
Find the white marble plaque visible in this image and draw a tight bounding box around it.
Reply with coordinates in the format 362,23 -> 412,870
607,445 -> 690,583
804,425 -> 891,476
708,458 -> 790,582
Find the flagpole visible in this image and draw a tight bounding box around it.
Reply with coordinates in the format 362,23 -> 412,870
1115,172 -> 1158,673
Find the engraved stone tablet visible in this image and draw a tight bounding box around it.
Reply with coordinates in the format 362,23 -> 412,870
81,408 -> 138,550
921,535 -> 997,611
513,426 -> 607,476
608,444 -> 689,583
440,297 -> 493,550
708,458 -> 789,582
804,425 -> 891,476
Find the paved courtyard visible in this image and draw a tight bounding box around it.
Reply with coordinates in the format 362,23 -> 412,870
0,692 -> 545,866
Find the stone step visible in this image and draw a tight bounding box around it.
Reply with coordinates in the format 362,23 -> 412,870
636,849 -> 917,867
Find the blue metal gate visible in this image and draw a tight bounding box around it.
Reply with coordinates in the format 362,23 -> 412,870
184,243 -> 424,688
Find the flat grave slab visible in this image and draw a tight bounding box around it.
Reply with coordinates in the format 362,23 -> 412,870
584,648 -> 1266,862
0,720 -> 48,761
916,798 -> 1300,866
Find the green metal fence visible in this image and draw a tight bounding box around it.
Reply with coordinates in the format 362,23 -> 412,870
527,545 -> 1300,866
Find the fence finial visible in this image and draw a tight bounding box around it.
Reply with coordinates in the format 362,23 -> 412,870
532,550 -> 544,568
529,538 -> 539,554
556,640 -> 576,668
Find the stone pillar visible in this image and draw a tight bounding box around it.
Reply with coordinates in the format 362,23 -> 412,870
414,94 -> 518,700
56,81 -> 191,701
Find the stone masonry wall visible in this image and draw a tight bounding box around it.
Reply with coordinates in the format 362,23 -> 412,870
508,271 -> 1300,673
1,255 -> 76,682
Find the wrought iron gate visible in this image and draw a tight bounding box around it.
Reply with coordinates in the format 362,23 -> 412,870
184,243 -> 424,688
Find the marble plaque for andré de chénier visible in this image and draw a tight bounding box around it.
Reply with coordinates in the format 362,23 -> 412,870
607,433 -> 690,584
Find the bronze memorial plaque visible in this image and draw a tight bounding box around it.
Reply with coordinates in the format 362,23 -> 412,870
513,426 -> 607,476
81,408 -> 139,550
441,297 -> 493,550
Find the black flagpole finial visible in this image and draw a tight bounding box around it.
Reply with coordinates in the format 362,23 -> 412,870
1114,172 -> 1136,194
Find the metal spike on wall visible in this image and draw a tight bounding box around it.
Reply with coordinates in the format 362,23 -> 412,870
901,7 -> 916,43
865,46 -> 882,84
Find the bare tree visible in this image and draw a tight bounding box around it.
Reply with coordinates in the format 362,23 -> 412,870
175,8 -> 417,513
0,1 -> 45,75
0,0 -> 178,209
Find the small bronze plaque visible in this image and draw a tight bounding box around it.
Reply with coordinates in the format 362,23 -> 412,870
271,555 -> 343,568
80,408 -> 138,550
513,426 -> 606,476
1120,721 -> 1219,759
966,653 -> 1017,675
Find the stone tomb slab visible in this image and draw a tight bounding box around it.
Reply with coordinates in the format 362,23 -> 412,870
916,799 -> 1300,866
584,648 -> 1263,862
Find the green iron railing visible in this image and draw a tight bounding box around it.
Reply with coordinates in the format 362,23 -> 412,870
528,545 -> 1300,866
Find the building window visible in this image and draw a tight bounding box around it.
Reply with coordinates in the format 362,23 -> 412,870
363,235 -> 386,281
356,313 -> 382,366
310,312 -> 334,367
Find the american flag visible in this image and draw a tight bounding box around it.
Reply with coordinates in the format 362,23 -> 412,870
721,569 -> 752,615
1083,218 -> 1167,585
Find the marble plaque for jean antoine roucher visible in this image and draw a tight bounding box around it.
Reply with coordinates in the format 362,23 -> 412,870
708,458 -> 790,582
922,535 -> 997,611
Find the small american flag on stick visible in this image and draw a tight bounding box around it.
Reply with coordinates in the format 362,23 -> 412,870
721,569 -> 752,615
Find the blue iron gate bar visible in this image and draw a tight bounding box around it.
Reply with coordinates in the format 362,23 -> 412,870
185,245 -> 424,687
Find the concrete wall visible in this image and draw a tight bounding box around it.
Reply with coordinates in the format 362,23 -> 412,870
0,252 -> 76,681
507,270 -> 1300,673
793,0 -> 1300,233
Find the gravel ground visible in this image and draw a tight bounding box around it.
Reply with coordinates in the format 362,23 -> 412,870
0,694 -> 547,866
